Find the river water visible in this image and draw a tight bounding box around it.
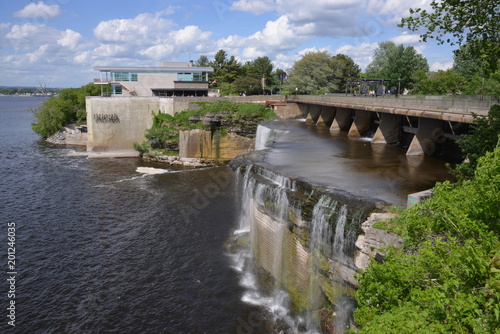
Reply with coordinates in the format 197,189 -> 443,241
0,97 -> 275,333
0,97 -> 454,333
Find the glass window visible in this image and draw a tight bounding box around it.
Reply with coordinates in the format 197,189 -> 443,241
112,84 -> 122,95
112,72 -> 135,81
177,73 -> 193,81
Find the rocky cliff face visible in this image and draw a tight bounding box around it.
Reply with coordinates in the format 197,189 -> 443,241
354,213 -> 403,271
179,114 -> 265,160
229,157 -> 382,308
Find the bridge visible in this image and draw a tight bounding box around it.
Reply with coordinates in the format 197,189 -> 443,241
269,94 -> 495,157
86,94 -> 495,158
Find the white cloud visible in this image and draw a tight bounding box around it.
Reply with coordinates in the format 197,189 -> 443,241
5,23 -> 61,51
13,1 -> 61,19
273,53 -> 297,71
335,42 -> 379,70
218,15 -> 308,61
275,0 -> 365,37
93,12 -> 175,45
390,32 -> 422,45
57,30 -> 84,51
140,26 -> 214,60
430,61 -> 453,71
366,0 -> 432,24
231,0 -> 276,15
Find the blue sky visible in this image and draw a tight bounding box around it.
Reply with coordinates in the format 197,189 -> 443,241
0,0 -> 456,88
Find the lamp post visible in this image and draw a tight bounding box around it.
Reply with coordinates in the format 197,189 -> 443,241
481,73 -> 485,101
295,87 -> 298,96
398,78 -> 401,97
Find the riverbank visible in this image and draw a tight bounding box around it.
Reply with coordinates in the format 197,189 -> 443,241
46,124 -> 87,146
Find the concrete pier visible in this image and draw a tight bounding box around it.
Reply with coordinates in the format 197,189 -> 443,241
372,114 -> 402,144
330,108 -> 352,132
406,118 -> 444,156
316,106 -> 335,128
348,110 -> 371,137
305,104 -> 322,124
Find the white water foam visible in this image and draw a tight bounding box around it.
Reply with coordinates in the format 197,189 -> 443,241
136,167 -> 170,174
66,150 -> 88,156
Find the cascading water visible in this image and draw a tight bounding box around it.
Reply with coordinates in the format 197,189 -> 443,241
228,163 -> 371,333
255,123 -> 289,150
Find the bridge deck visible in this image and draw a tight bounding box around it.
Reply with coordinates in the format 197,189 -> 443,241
287,95 -> 493,124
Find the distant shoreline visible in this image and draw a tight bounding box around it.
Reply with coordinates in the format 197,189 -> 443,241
0,95 -> 53,97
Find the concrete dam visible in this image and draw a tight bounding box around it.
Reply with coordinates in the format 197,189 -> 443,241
86,94 -> 492,160
84,94 -> 488,332
226,118 -> 454,332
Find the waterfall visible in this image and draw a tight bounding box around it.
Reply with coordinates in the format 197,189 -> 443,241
228,164 -> 372,333
255,124 -> 289,150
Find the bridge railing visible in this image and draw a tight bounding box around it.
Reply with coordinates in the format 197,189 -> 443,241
288,94 -> 494,116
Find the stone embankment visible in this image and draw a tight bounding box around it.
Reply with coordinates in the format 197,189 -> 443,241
46,125 -> 87,146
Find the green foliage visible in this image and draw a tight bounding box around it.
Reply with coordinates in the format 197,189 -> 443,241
284,51 -> 360,94
232,76 -> 262,95
140,101 -> 276,152
31,102 -> 67,137
453,45 -> 500,98
365,41 -> 429,91
210,50 -> 242,85
331,54 -> 361,92
354,142 -> 500,333
31,83 -> 101,137
400,0 -> 500,73
451,105 -> 500,179
218,82 -> 239,96
246,56 -> 274,82
412,69 -> 465,95
194,55 -> 210,67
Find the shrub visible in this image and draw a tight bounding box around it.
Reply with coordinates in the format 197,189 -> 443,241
31,83 -> 101,137
353,141 -> 500,333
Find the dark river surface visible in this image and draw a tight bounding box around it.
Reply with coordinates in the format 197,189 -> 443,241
0,97 -> 454,333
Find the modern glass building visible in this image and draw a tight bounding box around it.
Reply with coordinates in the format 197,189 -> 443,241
94,61 -> 214,97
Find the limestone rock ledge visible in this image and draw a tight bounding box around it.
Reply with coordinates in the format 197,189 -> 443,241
354,213 -> 403,271
143,154 -> 219,167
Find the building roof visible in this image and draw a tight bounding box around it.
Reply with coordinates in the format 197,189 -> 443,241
94,66 -> 214,73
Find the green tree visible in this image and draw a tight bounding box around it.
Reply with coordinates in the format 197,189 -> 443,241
284,51 -> 350,94
232,76 -> 261,95
31,83 -> 101,137
331,54 -> 361,92
400,0 -> 500,73
453,45 -> 500,98
365,41 -> 429,91
412,69 -> 465,95
246,56 -> 274,81
451,105 -> 500,179
194,55 -> 210,67
31,102 -> 67,137
210,50 -> 241,85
